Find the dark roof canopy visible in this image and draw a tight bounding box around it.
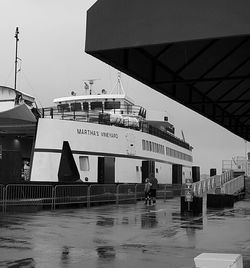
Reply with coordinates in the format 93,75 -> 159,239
85,0 -> 250,141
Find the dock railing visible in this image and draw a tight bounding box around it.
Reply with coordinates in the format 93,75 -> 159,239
4,184 -> 54,213
53,185 -> 89,209
192,170 -> 236,197
0,183 -> 183,213
88,184 -> 117,207
116,184 -> 136,204
221,175 -> 245,195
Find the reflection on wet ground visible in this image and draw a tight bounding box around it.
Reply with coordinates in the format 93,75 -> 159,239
0,198 -> 250,267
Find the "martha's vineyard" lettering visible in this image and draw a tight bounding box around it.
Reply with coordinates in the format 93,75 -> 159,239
77,129 -> 118,139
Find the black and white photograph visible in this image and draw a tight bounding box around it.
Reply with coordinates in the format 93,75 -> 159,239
0,0 -> 249,267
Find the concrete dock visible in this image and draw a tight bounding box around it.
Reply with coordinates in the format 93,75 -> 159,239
0,196 -> 250,268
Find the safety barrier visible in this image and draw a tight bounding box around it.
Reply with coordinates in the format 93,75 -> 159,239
192,170 -> 234,197
53,185 -> 89,209
221,175 -> 245,195
116,184 -> 136,204
135,184 -> 146,201
88,184 -> 117,206
192,177 -> 216,197
4,184 -> 54,212
158,184 -> 178,200
0,183 -> 184,213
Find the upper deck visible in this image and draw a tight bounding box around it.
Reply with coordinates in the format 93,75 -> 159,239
40,92 -> 192,151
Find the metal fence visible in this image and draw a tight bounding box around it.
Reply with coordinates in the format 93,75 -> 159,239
135,184 -> 146,201
116,184 -> 136,204
53,185 -> 89,209
4,184 -> 53,213
0,183 -> 182,214
221,175 -> 245,195
88,184 -> 117,206
192,170 -> 234,197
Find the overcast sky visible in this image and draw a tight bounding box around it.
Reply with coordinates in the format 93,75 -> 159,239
0,0 -> 249,174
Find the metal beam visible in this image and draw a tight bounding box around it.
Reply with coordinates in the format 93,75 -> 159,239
188,99 -> 250,104
153,74 -> 250,84
190,38 -> 249,86
223,86 -> 250,110
205,57 -> 250,95
176,39 -> 218,74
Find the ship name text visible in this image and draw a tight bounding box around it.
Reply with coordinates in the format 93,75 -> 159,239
77,129 -> 118,139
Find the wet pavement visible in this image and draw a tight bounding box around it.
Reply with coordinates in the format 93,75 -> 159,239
1,197 -> 250,268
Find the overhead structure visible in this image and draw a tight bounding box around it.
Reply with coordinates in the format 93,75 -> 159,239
85,0 -> 250,141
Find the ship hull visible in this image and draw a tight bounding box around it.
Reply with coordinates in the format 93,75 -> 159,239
30,118 -> 193,184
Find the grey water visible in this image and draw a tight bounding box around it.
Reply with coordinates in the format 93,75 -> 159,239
1,197 -> 250,268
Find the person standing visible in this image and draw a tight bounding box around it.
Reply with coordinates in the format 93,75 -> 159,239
23,161 -> 30,181
144,178 -> 152,206
149,173 -> 158,204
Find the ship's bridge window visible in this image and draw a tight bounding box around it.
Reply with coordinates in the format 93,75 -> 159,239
104,101 -> 120,110
79,156 -> 90,171
125,104 -> 132,114
70,102 -> 82,111
82,102 -> 89,111
142,140 -> 146,150
57,103 -> 70,112
90,101 -> 103,110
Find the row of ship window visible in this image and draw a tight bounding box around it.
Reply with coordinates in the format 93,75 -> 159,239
58,101 -> 122,112
142,139 -> 192,162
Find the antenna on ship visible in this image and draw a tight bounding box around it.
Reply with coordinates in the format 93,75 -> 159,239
83,78 -> 100,95
110,71 -> 125,95
14,27 -> 19,90
181,130 -> 186,142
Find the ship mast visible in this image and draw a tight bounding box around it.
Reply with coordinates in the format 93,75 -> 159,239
14,27 -> 19,90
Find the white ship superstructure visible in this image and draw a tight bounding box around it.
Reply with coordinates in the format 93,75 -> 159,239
30,76 -> 193,184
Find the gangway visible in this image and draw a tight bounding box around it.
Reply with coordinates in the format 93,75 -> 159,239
182,170 -> 246,214
192,170 -> 245,197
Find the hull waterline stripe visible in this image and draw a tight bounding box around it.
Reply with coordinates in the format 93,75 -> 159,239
34,148 -> 192,166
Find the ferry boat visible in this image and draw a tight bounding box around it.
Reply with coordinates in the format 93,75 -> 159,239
28,73 -> 192,184
0,74 -> 193,184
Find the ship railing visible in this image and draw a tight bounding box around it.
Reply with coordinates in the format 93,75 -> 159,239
148,125 -> 191,150
220,175 -> 245,195
40,104 -> 145,121
192,170 -> 235,197
4,184 -> 54,213
53,184 -> 89,209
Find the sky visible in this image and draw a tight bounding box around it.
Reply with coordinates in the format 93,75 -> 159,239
0,0 -> 249,175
